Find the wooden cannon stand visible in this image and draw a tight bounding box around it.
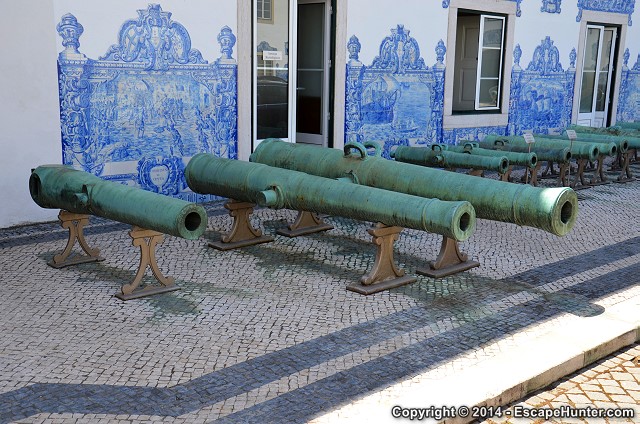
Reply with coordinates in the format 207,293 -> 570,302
48,210 -> 105,268
208,200 -> 274,250
49,210 -> 179,301
610,150 -> 635,183
415,236 -> 480,278
347,223 -> 417,295
212,203 -> 480,295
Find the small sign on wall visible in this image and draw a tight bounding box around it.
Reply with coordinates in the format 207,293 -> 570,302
262,50 -> 283,61
523,133 -> 536,144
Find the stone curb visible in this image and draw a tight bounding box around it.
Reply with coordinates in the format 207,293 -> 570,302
439,295 -> 640,424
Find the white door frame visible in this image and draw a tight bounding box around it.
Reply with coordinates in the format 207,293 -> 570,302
295,0 -> 331,147
577,24 -> 617,127
571,10 -> 628,127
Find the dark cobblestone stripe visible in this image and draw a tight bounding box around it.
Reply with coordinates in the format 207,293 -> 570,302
213,262 -> 640,424
0,256 -> 637,423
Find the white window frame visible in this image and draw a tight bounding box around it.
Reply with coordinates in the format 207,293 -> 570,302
443,0 -> 516,129
257,0 -> 273,23
475,14 -> 505,110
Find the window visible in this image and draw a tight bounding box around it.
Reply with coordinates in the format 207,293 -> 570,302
257,0 -> 273,23
452,10 -> 506,113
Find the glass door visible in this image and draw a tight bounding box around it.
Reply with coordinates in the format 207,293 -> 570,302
296,0 -> 330,146
254,0 -> 296,145
578,25 -> 617,127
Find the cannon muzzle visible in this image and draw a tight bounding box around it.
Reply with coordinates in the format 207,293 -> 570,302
250,139 -> 578,236
30,165 -> 207,240
185,154 -> 476,241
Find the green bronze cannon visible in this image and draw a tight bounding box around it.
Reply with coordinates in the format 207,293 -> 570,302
440,143 -> 538,168
30,165 -> 206,239
476,139 -> 571,163
568,125 -> 640,150
390,145 -> 510,175
617,122 -> 640,130
537,133 -> 619,157
250,139 -> 577,236
435,142 -> 537,182
30,165 -> 208,300
185,153 -> 475,242
478,136 -> 579,186
483,135 -> 600,162
568,125 -> 639,181
186,153 -> 477,291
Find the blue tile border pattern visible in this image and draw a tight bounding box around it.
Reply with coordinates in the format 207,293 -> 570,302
617,49 -> 640,123
541,0 -> 562,13
508,37 -> 576,136
56,4 -> 238,201
576,0 -> 635,26
345,26 -> 446,156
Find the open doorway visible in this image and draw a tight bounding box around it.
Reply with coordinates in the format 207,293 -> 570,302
577,24 -> 619,127
253,0 -> 333,148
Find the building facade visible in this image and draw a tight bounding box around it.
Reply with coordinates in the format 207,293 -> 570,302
1,0 -> 639,227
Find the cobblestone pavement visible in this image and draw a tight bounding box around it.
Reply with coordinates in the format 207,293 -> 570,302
482,343 -> 640,424
0,164 -> 639,423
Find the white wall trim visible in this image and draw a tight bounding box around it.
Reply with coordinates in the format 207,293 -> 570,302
332,0 -> 347,150
237,1 -> 252,161
443,0 -> 516,130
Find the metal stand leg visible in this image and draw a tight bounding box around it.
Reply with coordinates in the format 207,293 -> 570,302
416,236 -> 480,278
557,162 -> 570,187
114,227 -> 179,301
522,163 -> 540,186
570,159 -> 593,190
615,151 -> 635,183
587,155 -> 610,186
468,169 -> 484,177
276,211 -> 334,237
500,166 -> 512,182
48,210 -> 104,268
209,200 -> 274,250
347,223 -> 416,295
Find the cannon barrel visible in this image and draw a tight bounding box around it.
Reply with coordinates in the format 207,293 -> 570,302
250,139 -> 578,236
29,165 -> 207,240
476,140 -> 572,163
391,146 -> 510,174
185,154 -> 476,241
483,135 -> 599,162
569,125 -> 640,150
539,134 -> 619,156
616,122 -> 640,130
437,143 -> 538,168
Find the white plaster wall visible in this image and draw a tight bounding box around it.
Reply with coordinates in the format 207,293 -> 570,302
346,0 -> 449,66
0,0 -> 61,228
53,0 -> 237,63
515,1 -> 581,67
